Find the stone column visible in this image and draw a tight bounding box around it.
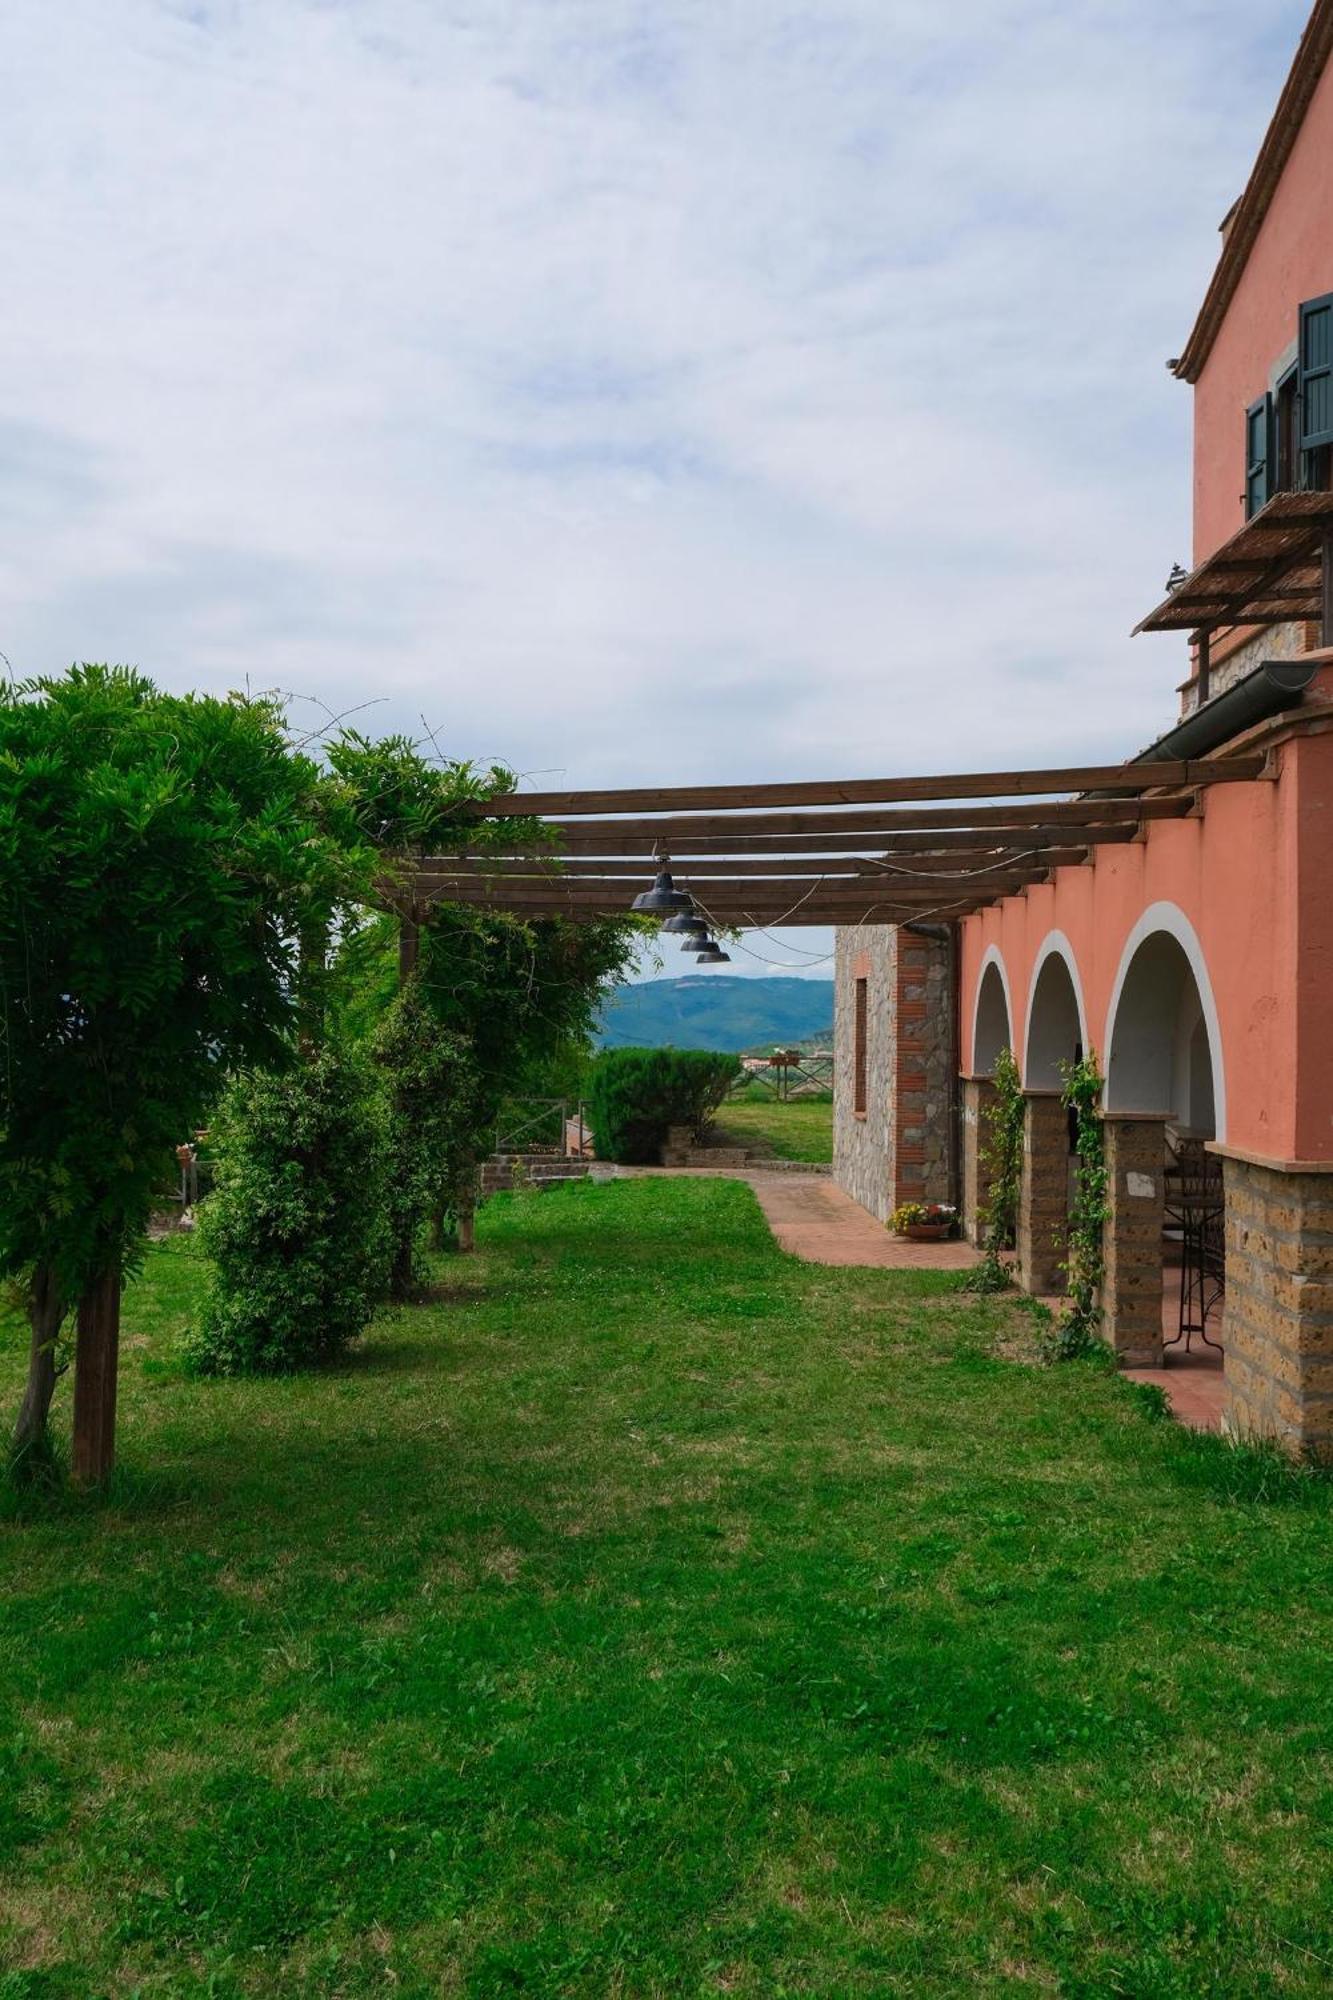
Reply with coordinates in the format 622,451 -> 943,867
1018,1091 -> 1069,1296
1101,1115 -> 1169,1366
961,1076 -> 998,1246
1222,1155 -> 1333,1459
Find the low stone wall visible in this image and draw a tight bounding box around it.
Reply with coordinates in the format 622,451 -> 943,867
482,1154 -> 593,1195
1222,1155 -> 1333,1458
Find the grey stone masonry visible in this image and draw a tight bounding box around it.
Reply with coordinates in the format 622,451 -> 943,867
1101,1116 -> 1168,1366
1018,1092 -> 1069,1296
961,1077 -> 998,1246
1222,1155 -> 1333,1460
832,926 -> 896,1222
833,924 -> 955,1224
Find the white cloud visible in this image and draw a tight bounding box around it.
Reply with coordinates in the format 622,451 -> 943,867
0,0 -> 1309,973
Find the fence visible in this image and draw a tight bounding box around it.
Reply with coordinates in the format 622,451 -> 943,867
494,1098 -> 593,1158
730,1051 -> 834,1102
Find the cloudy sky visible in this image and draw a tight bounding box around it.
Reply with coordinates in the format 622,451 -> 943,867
2,1 -> 1309,974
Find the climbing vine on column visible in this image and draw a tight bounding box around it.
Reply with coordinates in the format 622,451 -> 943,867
967,1046 -> 1024,1293
1050,1052 -> 1108,1360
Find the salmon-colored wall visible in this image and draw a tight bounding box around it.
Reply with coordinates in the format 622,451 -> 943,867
1193,50 -> 1333,563
959,719 -> 1333,1166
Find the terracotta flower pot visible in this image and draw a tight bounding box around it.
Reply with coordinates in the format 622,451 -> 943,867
903,1222 -> 951,1241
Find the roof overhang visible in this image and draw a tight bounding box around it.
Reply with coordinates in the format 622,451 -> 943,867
1135,489 -> 1333,634
1173,0 -> 1333,385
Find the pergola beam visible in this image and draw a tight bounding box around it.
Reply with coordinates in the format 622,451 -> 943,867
520,795 -> 1188,844
474,755 -> 1262,820
424,823 -> 1143,865
415,848 -> 1090,883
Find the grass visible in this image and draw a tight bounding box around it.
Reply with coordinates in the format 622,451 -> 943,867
715,1088 -> 833,1163
4,1177 -> 1333,1995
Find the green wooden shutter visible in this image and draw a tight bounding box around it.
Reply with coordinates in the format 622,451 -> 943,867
1245,394 -> 1272,517
1299,293 -> 1333,451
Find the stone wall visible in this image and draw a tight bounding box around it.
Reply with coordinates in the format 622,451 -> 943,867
1222,1155 -> 1333,1459
482,1154 -> 593,1195
833,926 -> 896,1221
1182,619 -> 1312,713
1101,1116 -> 1168,1366
833,924 -> 954,1224
896,929 -> 954,1211
961,1076 -> 997,1245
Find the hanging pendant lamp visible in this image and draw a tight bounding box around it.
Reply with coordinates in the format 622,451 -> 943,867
630,857 -> 694,916
661,905 -> 702,933
695,941 -> 732,964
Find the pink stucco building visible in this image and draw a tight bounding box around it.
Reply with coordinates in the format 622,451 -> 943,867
834,0 -> 1333,1454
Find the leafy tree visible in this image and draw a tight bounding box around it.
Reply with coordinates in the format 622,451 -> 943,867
331,904 -> 641,1249
0,666 -> 350,1481
373,978 -> 480,1298
189,1046 -> 391,1374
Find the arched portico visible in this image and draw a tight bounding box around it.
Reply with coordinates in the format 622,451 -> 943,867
1102,906 -> 1226,1370
971,949 -> 1013,1076
1023,933 -> 1087,1089
1105,904 -> 1226,1141
1015,935 -> 1086,1292
961,950 -> 1015,1245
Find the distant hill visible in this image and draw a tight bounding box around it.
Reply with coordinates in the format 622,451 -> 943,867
596,976 -> 834,1053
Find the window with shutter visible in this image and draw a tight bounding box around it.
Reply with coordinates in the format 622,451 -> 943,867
1245,394 -> 1271,518
1299,293 -> 1333,453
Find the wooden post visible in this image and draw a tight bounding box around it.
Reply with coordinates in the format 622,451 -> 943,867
71,1265 -> 121,1487
457,1201 -> 476,1254
1322,530 -> 1333,649
1196,628 -> 1211,706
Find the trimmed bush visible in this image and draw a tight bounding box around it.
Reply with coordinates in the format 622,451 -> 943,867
189,1046 -> 390,1375
587,1048 -> 741,1164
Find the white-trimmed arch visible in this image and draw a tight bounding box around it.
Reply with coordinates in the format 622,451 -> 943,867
1023,930 -> 1089,1089
1104,902 -> 1227,1140
971,945 -> 1014,1075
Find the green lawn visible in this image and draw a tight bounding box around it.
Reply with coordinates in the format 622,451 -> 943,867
4,1178 -> 1333,1995
715,1090 -> 833,1163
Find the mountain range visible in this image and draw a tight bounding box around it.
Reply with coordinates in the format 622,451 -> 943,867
595,975 -> 834,1053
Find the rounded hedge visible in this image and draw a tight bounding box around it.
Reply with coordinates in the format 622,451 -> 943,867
189,1046 -> 390,1375
587,1047 -> 740,1164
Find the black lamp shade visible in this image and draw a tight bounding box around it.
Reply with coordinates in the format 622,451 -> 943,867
630,867 -> 694,916
661,905 -> 702,933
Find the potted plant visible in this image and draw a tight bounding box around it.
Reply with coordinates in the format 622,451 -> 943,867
891,1200 -> 958,1242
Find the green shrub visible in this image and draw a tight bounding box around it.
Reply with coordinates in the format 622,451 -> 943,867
189,1046 -> 390,1375
587,1048 -> 741,1164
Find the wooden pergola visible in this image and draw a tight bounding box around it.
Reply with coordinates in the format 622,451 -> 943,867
399,752 -> 1267,931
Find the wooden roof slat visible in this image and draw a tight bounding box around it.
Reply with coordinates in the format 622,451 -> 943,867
414,847 -> 1091,883
475,755 -> 1262,820
517,794 -> 1186,844
1135,490 -> 1333,634
427,823 -> 1144,864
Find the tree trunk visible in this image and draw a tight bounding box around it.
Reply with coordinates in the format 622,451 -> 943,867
457,1200 -> 476,1255
71,1264 -> 121,1487
11,1264 -> 65,1471
389,1229 -> 416,1302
